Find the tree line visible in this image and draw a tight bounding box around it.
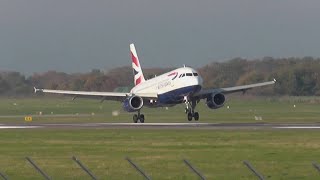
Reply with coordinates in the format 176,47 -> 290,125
1,57 -> 320,96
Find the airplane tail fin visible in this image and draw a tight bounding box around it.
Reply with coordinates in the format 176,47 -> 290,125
130,43 -> 146,86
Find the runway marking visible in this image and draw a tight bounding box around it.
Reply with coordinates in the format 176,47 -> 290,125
93,123 -> 216,126
1,123 -> 320,130
38,123 -> 217,126
274,126 -> 320,129
0,126 -> 41,129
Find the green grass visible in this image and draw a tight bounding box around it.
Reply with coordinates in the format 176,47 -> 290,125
0,129 -> 319,179
0,97 -> 319,179
0,96 -> 320,124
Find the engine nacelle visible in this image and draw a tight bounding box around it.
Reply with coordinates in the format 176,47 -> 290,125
206,93 -> 225,109
123,95 -> 144,112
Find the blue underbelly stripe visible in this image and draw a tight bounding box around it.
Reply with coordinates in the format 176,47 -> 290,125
157,85 -> 201,104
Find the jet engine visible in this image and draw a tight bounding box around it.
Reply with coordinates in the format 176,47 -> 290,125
206,93 -> 225,109
123,95 -> 144,112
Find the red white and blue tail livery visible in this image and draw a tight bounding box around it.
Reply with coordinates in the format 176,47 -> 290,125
130,44 -> 146,86
35,44 -> 276,123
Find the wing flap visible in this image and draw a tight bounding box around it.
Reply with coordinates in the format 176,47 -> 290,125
194,79 -> 276,98
220,80 -> 276,93
34,88 -> 158,101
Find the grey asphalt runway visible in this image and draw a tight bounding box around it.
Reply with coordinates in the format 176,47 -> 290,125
1,122 -> 320,130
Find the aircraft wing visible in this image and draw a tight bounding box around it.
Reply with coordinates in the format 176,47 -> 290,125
193,79 -> 276,99
34,87 -> 158,101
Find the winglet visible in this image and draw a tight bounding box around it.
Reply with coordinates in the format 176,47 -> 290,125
273,78 -> 277,83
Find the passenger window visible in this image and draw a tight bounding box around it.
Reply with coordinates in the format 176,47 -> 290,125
186,73 -> 192,76
193,73 -> 198,76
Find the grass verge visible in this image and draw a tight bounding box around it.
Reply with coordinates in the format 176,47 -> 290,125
0,129 -> 319,179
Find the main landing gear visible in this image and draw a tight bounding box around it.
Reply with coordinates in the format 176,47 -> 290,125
133,111 -> 145,123
185,99 -> 200,121
186,110 -> 199,121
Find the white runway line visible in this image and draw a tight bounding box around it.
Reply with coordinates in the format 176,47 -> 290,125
1,123 -> 320,129
274,126 -> 320,129
94,123 -> 215,126
39,123 -> 216,126
0,126 -> 41,129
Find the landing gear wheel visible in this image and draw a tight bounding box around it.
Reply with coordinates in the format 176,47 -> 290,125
140,114 -> 145,123
187,112 -> 193,121
133,114 -> 138,123
185,98 -> 199,122
194,112 -> 199,121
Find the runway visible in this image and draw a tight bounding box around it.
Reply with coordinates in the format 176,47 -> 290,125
1,122 -> 320,130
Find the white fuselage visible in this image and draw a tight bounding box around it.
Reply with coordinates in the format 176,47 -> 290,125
130,67 -> 203,105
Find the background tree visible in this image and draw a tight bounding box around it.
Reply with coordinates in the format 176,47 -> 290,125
1,57 -> 320,97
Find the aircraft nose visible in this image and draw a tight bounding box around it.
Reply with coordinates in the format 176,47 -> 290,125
191,76 -> 203,93
187,76 -> 203,91
196,76 -> 203,86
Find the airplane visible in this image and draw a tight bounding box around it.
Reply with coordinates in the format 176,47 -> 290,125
34,44 -> 276,123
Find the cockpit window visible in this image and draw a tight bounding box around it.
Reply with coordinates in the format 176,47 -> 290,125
179,73 -> 198,78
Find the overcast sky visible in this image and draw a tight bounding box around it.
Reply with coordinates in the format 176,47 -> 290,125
0,0 -> 319,74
